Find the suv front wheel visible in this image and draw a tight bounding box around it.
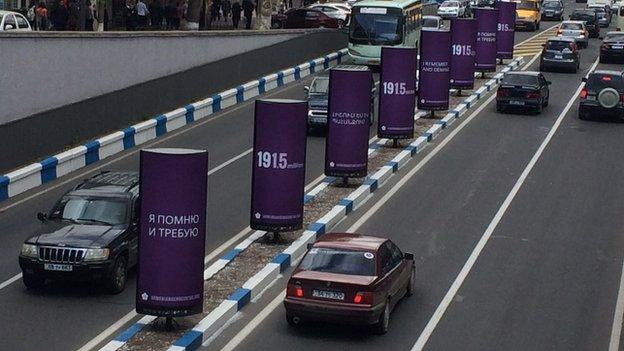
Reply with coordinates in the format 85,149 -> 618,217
105,255 -> 127,294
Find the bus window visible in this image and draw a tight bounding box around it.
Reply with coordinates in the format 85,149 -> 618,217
350,8 -> 403,45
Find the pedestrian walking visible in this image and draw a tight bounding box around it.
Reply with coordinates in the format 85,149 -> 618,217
50,0 -> 68,30
85,0 -> 95,30
149,0 -> 163,28
231,0 -> 241,28
36,1 -> 49,30
222,0 -> 231,20
242,0 -> 253,29
164,0 -> 176,28
136,0 -> 149,28
66,0 -> 79,30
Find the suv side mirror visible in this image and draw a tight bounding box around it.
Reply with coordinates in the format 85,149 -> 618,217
37,212 -> 47,222
582,77 -> 588,82
547,81 -> 552,85
306,243 -> 314,250
304,86 -> 310,93
404,252 -> 415,261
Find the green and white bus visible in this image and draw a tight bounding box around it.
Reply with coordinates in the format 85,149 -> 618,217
348,0 -> 423,65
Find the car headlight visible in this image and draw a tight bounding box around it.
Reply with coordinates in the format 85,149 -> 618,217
84,248 -> 110,262
21,243 -> 38,258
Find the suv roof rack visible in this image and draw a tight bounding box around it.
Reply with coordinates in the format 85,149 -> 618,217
75,171 -> 139,192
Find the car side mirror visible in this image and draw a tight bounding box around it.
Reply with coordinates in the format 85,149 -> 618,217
4,24 -> 14,30
304,86 -> 310,93
404,252 -> 415,261
37,212 -> 47,222
306,243 -> 314,250
547,81 -> 552,85
582,77 -> 588,82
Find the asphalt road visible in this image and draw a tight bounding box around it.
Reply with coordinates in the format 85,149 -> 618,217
205,3 -> 624,351
1,2 -> 616,350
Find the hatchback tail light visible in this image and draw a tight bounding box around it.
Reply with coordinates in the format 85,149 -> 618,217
620,93 -> 624,103
580,88 -> 588,99
497,89 -> 509,97
353,291 -> 375,305
287,283 -> 304,298
525,91 -> 540,99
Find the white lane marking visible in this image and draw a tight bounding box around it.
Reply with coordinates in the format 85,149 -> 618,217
513,23 -> 560,48
208,148 -> 252,176
214,57 -> 537,351
0,273 -> 21,291
609,258 -> 624,350
75,311 -> 138,351
411,57 -> 600,351
220,292 -> 286,351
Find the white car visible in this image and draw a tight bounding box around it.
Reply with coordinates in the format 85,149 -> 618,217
0,10 -> 32,31
422,15 -> 445,29
557,20 -> 589,48
437,0 -> 466,18
308,3 -> 351,27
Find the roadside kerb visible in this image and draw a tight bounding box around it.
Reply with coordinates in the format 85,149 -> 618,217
161,57 -> 525,351
0,48 -> 348,203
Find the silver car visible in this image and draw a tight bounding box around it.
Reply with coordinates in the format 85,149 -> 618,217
557,20 -> 589,48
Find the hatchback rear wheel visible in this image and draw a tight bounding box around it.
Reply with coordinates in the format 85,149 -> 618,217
374,301 -> 391,334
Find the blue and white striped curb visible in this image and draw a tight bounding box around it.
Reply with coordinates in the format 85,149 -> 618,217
161,57 -> 525,351
0,48 -> 349,204
97,315 -> 157,351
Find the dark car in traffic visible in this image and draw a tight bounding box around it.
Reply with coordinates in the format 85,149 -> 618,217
540,37 -> 580,72
304,72 -> 376,131
569,9 -> 600,38
272,8 -> 340,29
283,233 -> 415,334
579,70 -> 624,120
589,4 -> 612,27
496,71 -> 551,114
18,172 -> 139,294
541,0 -> 564,20
600,31 -> 624,62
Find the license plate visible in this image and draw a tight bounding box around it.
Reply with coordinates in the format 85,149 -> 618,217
614,45 -> 623,49
509,100 -> 525,106
312,289 -> 345,300
44,263 -> 73,271
586,95 -> 596,101
555,55 -> 563,59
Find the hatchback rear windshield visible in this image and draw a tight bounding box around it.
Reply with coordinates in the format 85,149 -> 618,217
571,11 -> 595,18
502,74 -> 538,86
517,1 -> 539,10
605,33 -> 624,42
422,17 -> 439,27
310,77 -> 329,94
299,247 -> 376,276
546,40 -> 573,50
587,74 -> 624,90
542,1 -> 561,8
561,22 -> 583,30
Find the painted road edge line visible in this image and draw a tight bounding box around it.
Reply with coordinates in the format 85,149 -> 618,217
154,57 -> 524,351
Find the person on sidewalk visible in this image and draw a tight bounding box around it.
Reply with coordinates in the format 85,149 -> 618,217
242,0 -> 253,29
36,1 -> 49,30
136,0 -> 149,28
149,0 -> 163,28
50,0 -> 68,30
231,0 -> 241,28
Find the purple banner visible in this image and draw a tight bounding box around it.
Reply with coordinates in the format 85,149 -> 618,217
378,47 -> 417,139
496,1 -> 516,60
450,18 -> 477,90
418,30 -> 452,111
137,148 -> 208,317
325,66 -> 372,178
475,8 -> 499,72
250,99 -> 307,232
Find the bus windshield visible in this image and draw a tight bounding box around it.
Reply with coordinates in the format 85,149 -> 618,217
350,10 -> 403,45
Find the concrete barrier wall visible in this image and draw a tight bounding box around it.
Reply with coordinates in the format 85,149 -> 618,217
0,30 -> 347,172
0,29 -> 320,126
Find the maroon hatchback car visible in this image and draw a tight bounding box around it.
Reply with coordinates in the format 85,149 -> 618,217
283,233 -> 415,334
271,8 -> 340,29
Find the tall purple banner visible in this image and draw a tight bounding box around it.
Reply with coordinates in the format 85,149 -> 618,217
325,65 -> 372,178
250,99 -> 307,232
137,148 -> 208,317
378,47 -> 417,139
496,1 -> 516,60
418,29 -> 452,111
475,8 -> 499,72
450,18 -> 477,90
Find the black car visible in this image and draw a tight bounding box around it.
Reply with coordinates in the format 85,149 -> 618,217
569,9 -> 600,38
19,172 -> 139,294
579,70 -> 624,120
542,0 -> 564,20
600,31 -> 624,62
496,71 -> 551,114
589,5 -> 611,27
540,37 -> 580,72
304,74 -> 376,131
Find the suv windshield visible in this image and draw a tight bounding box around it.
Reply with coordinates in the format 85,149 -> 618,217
571,10 -> 595,20
587,73 -> 624,91
299,247 -> 376,276
517,1 -> 538,10
546,40 -> 573,51
310,77 -> 329,94
502,74 -> 538,86
441,1 -> 459,7
605,33 -> 624,42
50,196 -> 128,225
350,7 -> 403,45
